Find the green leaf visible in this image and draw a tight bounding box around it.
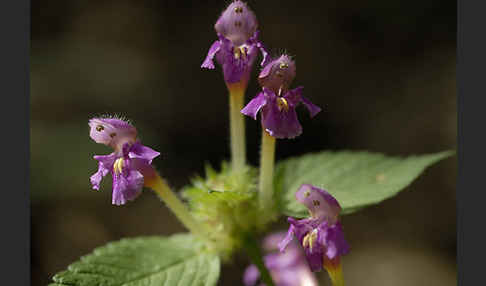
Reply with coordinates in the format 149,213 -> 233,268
49,234 -> 220,286
275,150 -> 454,217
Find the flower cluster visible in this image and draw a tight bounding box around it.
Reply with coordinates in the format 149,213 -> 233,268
244,232 -> 318,286
279,184 -> 349,283
85,2 -> 349,286
89,117 -> 159,205
204,0 -> 322,139
200,1 -> 348,282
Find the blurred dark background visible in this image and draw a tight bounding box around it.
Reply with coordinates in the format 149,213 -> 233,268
31,0 -> 456,285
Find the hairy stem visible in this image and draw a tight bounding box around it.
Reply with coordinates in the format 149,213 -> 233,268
229,89 -> 246,172
243,233 -> 275,286
148,174 -> 207,237
259,129 -> 276,211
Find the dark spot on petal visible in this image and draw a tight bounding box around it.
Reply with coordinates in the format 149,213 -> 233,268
234,21 -> 242,27
276,71 -> 283,77
313,200 -> 320,206
96,125 -> 104,132
110,133 -> 116,138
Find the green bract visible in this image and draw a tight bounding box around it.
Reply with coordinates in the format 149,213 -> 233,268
182,162 -> 263,259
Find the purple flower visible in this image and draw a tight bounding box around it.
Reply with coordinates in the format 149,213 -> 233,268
241,55 -> 321,139
257,54 -> 296,94
279,184 -> 349,275
89,117 -> 160,205
201,1 -> 268,87
243,232 -> 318,286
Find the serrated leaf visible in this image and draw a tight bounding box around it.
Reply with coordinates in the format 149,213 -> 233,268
275,150 -> 453,217
49,234 -> 220,286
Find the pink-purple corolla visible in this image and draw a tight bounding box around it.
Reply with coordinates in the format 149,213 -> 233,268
201,0 -> 268,87
279,184 -> 349,275
241,55 -> 321,139
89,117 -> 159,205
243,232 -> 318,286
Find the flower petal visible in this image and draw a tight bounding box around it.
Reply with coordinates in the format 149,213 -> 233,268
263,231 -> 289,252
249,31 -> 269,66
258,55 -> 296,93
261,89 -> 302,139
323,222 -> 350,259
90,161 -> 109,190
112,169 -> 144,205
283,86 -> 303,107
295,184 -> 341,224
258,57 -> 273,79
90,153 -> 117,190
207,32 -> 262,85
301,96 -> 321,118
304,245 -> 325,272
214,1 -> 258,47
241,91 -> 266,120
278,224 -> 296,252
218,37 -> 241,82
128,141 -> 160,163
89,117 -> 137,150
258,43 -> 269,67
201,40 -> 221,69
245,231 -> 319,286
286,265 -> 318,286
265,247 -> 301,270
219,36 -> 253,84
93,153 -> 117,169
243,265 -> 260,286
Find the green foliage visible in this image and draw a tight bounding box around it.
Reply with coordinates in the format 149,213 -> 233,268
275,150 -> 454,217
49,234 -> 220,286
182,162 -> 262,258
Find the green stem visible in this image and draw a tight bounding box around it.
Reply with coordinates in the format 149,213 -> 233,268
243,233 -> 275,286
148,174 -> 208,238
229,89 -> 246,172
324,257 -> 345,286
259,129 -> 276,210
